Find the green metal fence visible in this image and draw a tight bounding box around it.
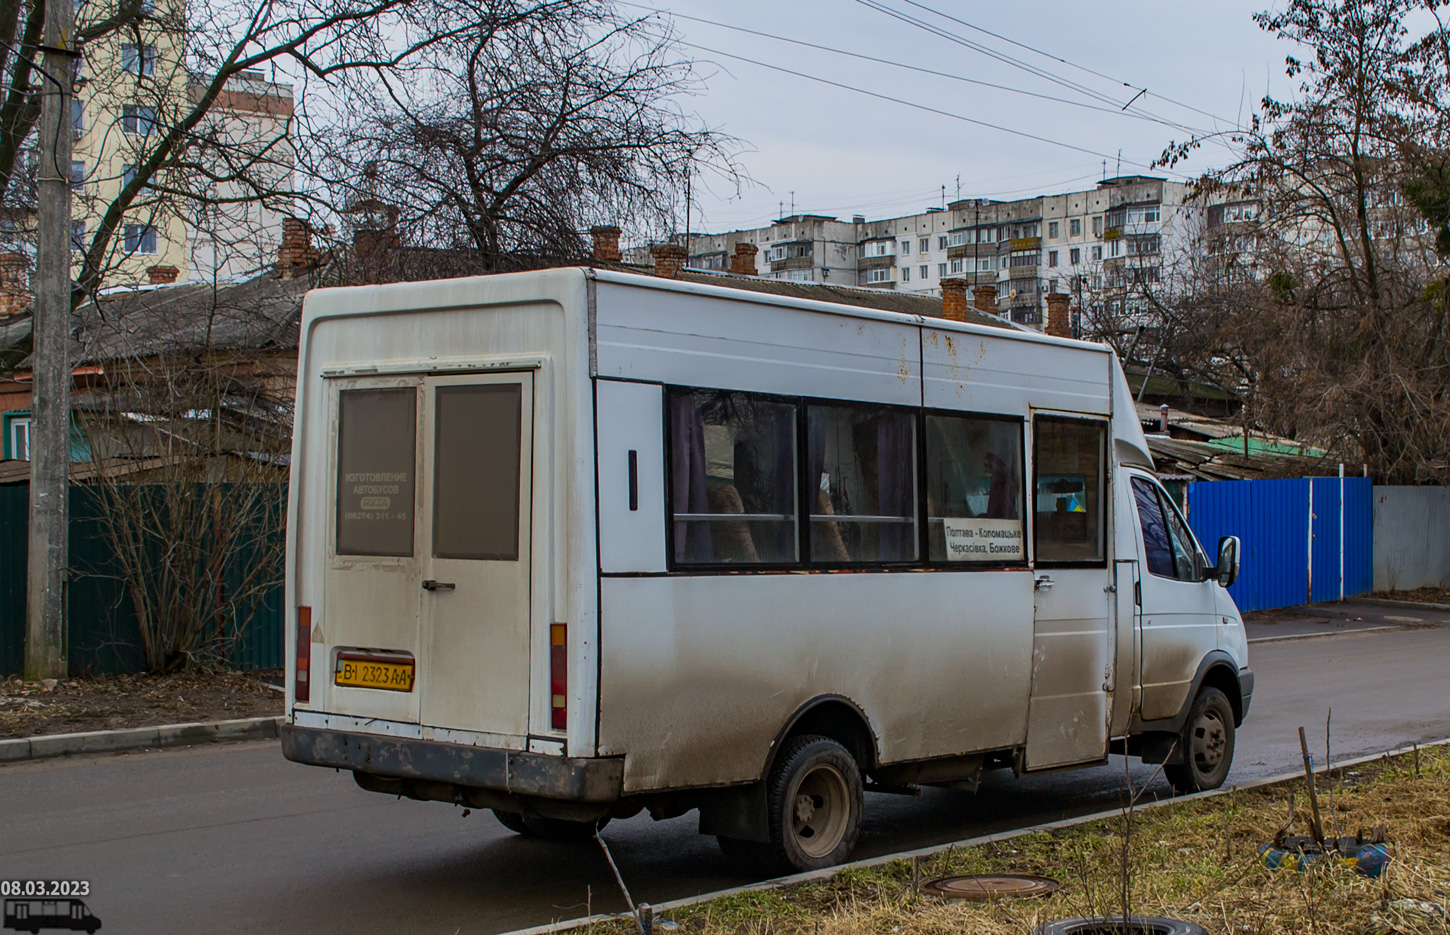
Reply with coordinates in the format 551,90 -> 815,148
0,484 -> 286,676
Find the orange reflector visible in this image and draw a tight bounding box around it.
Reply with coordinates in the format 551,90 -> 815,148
296,606 -> 312,703
550,623 -> 566,730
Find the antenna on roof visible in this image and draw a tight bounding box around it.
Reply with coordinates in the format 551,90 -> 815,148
956,174 -> 961,202
941,184 -> 946,209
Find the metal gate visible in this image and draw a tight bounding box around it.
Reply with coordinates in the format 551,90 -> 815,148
1186,476 -> 1373,612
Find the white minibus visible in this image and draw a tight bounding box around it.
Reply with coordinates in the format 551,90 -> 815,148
282,267 -> 1252,873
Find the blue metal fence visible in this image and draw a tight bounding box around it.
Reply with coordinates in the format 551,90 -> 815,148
1187,477 -> 1373,612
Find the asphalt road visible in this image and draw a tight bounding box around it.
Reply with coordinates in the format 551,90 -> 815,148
3,615 -> 1448,935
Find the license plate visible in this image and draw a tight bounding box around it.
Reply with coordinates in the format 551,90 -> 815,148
334,652 -> 415,692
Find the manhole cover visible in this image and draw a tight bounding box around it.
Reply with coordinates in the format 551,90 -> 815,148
921,874 -> 1063,900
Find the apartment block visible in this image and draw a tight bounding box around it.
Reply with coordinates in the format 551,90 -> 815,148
636,176 -> 1204,332
69,8 -> 293,285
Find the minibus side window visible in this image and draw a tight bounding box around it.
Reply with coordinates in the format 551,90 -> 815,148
336,388 -> 416,557
806,404 -> 918,563
924,414 -> 1025,563
1157,484 -> 1202,580
669,389 -> 799,565
1033,418 -> 1106,564
1131,477 -> 1175,577
1132,476 -> 1200,581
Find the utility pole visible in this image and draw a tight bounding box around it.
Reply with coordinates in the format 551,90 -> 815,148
26,0 -> 76,680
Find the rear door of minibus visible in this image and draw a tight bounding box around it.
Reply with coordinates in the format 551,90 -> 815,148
322,371 -> 535,738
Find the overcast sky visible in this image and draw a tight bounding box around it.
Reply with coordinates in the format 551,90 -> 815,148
631,1 -> 1295,234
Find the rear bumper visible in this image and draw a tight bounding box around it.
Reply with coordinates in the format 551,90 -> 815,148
280,724 -> 624,803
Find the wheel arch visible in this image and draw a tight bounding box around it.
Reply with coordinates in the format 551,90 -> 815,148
764,695 -> 879,781
1130,650 -> 1246,735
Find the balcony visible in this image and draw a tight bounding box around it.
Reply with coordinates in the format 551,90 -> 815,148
947,243 -> 996,260
857,253 -> 896,270
1009,237 -> 1040,251
770,255 -> 815,272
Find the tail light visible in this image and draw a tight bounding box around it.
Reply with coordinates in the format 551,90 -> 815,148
550,623 -> 566,730
296,606 -> 312,703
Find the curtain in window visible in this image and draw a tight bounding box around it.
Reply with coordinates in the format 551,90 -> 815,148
671,393 -> 712,563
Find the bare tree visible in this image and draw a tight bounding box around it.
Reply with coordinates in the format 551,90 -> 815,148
315,3 -> 740,270
1159,0 -> 1450,483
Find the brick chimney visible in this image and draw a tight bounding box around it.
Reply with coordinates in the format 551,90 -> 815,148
730,241 -> 759,276
589,225 -> 622,263
940,278 -> 968,322
277,217 -> 320,278
972,283 -> 998,316
0,250 -> 30,318
146,265 -> 179,285
650,243 -> 687,279
1045,290 -> 1072,338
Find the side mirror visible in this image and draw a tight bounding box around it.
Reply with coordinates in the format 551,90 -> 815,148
1214,535 -> 1241,588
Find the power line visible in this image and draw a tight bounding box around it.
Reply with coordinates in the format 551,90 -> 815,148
668,35 -> 1189,180
618,2 -> 1202,130
849,0 -> 1208,138
896,0 -> 1241,128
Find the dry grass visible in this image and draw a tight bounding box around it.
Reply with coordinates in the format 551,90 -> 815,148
1371,588 -> 1450,607
607,747 -> 1450,935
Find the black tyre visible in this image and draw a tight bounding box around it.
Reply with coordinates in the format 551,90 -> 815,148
519,814 -> 610,843
1034,915 -> 1206,935
723,734 -> 863,874
1164,686 -> 1235,794
491,809 -> 533,836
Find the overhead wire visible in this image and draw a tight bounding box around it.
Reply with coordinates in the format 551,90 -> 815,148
848,0 -> 1212,137
660,34 -> 1191,180
896,0 -> 1242,129
617,1 -> 1203,130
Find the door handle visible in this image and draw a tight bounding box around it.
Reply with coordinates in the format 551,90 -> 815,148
422,580 -> 456,591
1034,575 -> 1054,591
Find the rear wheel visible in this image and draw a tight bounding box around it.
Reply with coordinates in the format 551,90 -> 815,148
719,734 -> 863,874
1164,686 -> 1235,794
519,814 -> 610,843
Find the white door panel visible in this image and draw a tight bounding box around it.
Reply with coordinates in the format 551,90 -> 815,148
1128,472 -> 1218,722
418,373 -> 534,736
1024,415 -> 1112,770
596,380 -> 667,573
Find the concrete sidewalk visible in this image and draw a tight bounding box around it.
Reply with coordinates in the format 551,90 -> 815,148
1245,597 -> 1450,642
0,715 -> 281,763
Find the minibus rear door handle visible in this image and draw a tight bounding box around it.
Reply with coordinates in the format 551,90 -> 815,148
422,580 -> 456,591
1034,575 -> 1053,591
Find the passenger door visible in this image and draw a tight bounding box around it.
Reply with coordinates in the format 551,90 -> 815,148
1024,415 -> 1113,770
1128,472 -> 1218,722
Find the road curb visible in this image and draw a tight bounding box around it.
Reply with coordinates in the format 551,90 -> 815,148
1248,625 -> 1398,644
1353,597 -> 1450,613
0,715 -> 282,763
498,735 -> 1450,935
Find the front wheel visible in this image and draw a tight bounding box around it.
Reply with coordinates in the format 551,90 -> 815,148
1164,686 -> 1235,794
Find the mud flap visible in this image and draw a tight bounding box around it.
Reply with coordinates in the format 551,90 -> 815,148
697,782 -> 769,842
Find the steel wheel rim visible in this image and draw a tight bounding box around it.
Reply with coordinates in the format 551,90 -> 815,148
1191,708 -> 1227,772
790,763 -> 850,859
